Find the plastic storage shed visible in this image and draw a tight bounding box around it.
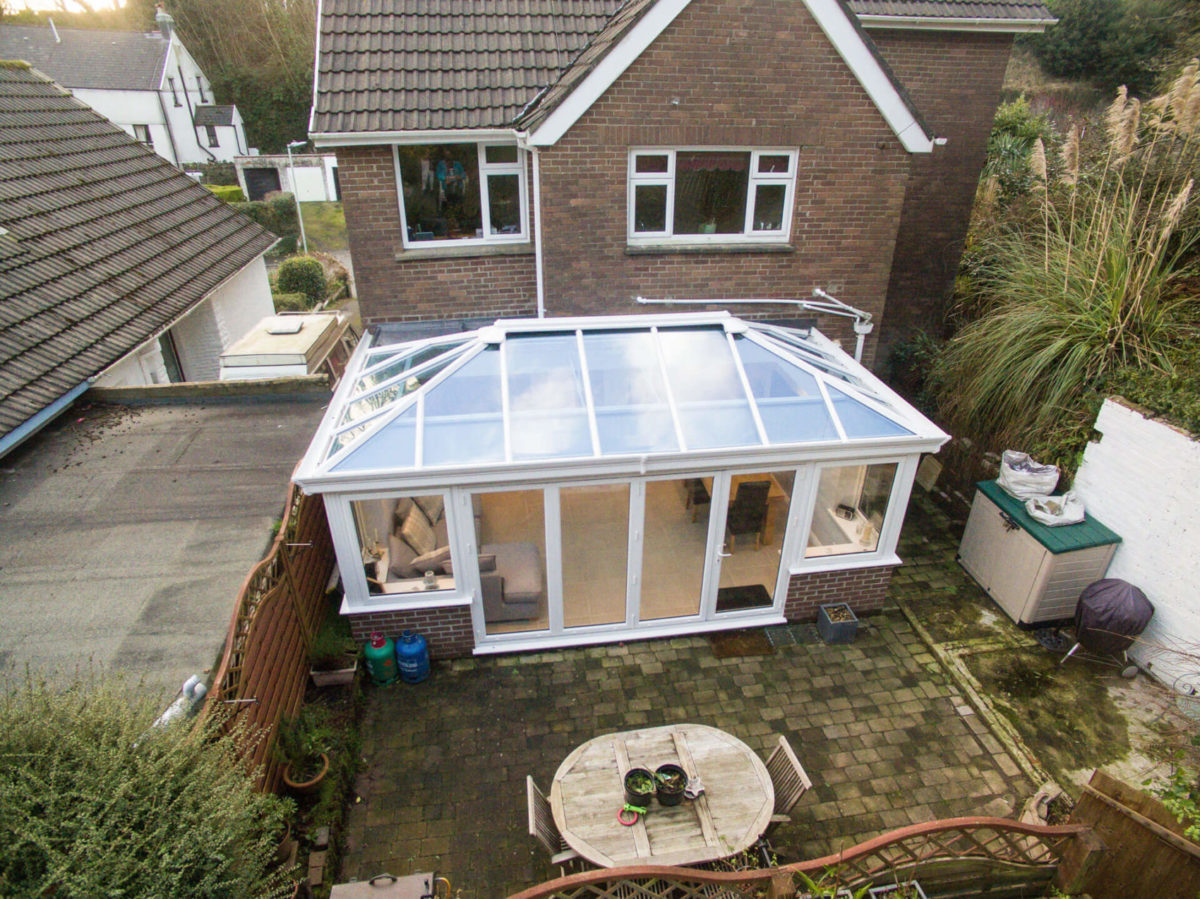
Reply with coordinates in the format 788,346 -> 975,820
958,480 -> 1122,627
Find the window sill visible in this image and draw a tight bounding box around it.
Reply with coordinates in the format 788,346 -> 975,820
625,242 -> 794,256
396,242 -> 533,262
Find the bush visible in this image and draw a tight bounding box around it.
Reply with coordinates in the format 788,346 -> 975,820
192,161 -> 238,185
273,291 -> 312,312
231,193 -> 298,239
0,677 -> 293,897
276,255 -> 327,306
206,183 -> 246,203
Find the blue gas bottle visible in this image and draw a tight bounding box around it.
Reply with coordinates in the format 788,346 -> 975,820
395,630 -> 430,683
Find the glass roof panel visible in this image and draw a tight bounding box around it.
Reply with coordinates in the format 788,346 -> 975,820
506,334 -> 592,460
736,338 -> 839,444
658,329 -> 759,449
355,341 -> 465,394
584,331 -> 678,455
423,347 -> 506,466
829,386 -> 913,439
332,406 -> 417,472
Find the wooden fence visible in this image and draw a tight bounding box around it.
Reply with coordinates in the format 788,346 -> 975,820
509,817 -> 1090,899
1060,769 -> 1200,898
204,480 -> 336,791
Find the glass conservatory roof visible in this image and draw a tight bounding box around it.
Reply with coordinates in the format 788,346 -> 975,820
301,313 -> 942,481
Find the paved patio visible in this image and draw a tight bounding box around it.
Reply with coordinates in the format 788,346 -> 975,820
342,495 -> 1033,898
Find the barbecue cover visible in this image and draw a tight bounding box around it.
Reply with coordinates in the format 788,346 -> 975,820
1074,578 -> 1154,655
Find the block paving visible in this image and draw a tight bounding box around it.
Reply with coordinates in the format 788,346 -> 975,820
340,495 -> 1032,896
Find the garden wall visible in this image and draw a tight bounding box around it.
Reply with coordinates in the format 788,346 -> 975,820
1071,397 -> 1200,684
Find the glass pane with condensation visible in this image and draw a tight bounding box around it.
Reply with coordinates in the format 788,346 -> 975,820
506,334 -> 592,459
829,387 -> 913,439
332,406 -> 417,472
583,331 -> 678,455
659,329 -> 759,449
423,348 -> 506,466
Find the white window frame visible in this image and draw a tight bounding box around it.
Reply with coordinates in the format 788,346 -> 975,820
627,147 -> 798,246
395,142 -> 530,250
133,124 -> 153,147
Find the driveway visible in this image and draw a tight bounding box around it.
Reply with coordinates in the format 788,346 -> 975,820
0,395 -> 326,700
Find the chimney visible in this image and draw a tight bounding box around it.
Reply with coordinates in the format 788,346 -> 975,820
155,4 -> 174,39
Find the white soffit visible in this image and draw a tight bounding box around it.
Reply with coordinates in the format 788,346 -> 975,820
527,0 -> 934,154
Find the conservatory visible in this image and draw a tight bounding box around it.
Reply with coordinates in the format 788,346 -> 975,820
294,312 -> 948,656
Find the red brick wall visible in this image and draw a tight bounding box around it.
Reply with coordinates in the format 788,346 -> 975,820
867,29 -> 1015,366
347,605 -> 474,659
784,565 -> 896,620
335,145 -> 538,323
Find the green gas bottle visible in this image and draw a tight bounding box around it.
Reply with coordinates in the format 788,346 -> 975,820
364,632 -> 397,685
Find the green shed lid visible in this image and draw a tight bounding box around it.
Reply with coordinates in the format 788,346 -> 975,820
977,480 -> 1122,554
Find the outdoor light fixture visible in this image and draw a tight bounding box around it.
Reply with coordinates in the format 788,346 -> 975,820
285,139 -> 309,254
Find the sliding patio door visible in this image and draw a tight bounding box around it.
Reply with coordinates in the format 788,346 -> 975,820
638,478 -> 709,621
708,469 -> 797,616
561,483 -> 630,628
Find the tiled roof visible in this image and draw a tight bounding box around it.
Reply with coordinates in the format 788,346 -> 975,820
312,0 -> 624,134
0,24 -> 169,91
848,0 -> 1053,20
0,63 -> 277,441
194,104 -> 235,126
313,0 -> 1053,137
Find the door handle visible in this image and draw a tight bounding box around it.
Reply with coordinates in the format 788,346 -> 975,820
999,511 -> 1019,532
716,547 -> 732,559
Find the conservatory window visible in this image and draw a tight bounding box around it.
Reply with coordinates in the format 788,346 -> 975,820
395,143 -> 527,247
354,494 -> 456,596
804,462 -> 898,558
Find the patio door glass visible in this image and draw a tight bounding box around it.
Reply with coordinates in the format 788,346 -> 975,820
639,478 -> 708,621
477,489 -> 549,636
713,470 -> 796,614
561,483 -> 629,628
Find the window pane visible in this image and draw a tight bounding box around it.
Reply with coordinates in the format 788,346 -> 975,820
487,173 -> 521,234
562,483 -> 628,628
479,490 -> 548,635
805,463 -> 897,557
584,331 -> 677,454
396,144 -> 482,241
354,494 -> 455,597
506,334 -> 591,459
423,348 -> 505,465
757,154 -> 791,174
737,339 -> 837,443
674,151 -> 749,234
634,184 -> 667,233
658,329 -> 759,449
635,154 -> 669,174
484,145 -> 518,164
332,407 -> 417,470
752,184 -> 787,232
830,387 -> 913,438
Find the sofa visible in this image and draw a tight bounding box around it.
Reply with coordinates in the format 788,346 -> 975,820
371,495 -> 543,622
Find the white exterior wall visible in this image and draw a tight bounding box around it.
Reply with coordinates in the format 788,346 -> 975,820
235,154 -> 339,201
170,296 -> 224,381
1072,398 -> 1200,684
208,255 -> 275,350
73,87 -> 177,165
161,40 -> 247,164
94,340 -> 169,388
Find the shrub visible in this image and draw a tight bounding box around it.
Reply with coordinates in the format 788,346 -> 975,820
192,161 -> 238,186
206,183 -> 246,203
0,677 -> 293,897
230,193 -> 298,239
273,291 -> 311,312
276,255 -> 327,306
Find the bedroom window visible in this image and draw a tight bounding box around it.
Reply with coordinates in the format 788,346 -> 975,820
628,148 -> 796,243
394,143 -> 528,248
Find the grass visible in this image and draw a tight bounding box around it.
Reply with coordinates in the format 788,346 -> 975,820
298,202 -> 348,253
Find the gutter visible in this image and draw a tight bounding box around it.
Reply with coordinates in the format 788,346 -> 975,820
0,380 -> 92,461
858,14 -> 1057,33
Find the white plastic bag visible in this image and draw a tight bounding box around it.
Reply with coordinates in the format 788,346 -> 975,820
998,450 -> 1059,499
1025,491 -> 1086,527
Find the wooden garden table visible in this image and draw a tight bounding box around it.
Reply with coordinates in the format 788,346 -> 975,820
549,723 -> 774,868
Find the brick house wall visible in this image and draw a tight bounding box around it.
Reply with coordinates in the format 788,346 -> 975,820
347,604 -> 474,660
784,565 -> 895,621
867,29 -> 1015,366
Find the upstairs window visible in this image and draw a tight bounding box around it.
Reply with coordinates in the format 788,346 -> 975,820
167,76 -> 180,107
205,125 -> 219,147
628,148 -> 797,244
195,75 -> 207,102
133,124 -> 153,147
394,143 -> 528,248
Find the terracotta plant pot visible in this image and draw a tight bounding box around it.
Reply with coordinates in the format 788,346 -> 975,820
281,752 -> 329,794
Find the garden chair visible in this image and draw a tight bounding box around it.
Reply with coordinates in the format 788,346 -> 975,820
764,735 -> 813,829
526,775 -> 580,874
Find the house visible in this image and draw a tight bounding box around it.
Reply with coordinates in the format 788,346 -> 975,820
310,0 -> 1053,367
0,61 -> 277,457
0,12 -> 249,167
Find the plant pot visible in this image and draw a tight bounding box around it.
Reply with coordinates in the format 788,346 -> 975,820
655,763 -> 687,806
868,882 -> 928,899
310,658 -> 357,688
817,602 -> 858,644
281,752 -> 329,794
624,767 -> 656,807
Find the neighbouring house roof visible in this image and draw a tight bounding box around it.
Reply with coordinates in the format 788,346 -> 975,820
0,62 -> 277,443
194,104 -> 235,127
0,24 -> 170,91
310,0 -> 1051,140
296,312 -> 947,490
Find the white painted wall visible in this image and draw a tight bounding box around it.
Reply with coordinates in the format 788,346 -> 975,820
1072,398 -> 1200,684
94,341 -> 169,388
208,255 -> 275,350
235,154 -> 339,201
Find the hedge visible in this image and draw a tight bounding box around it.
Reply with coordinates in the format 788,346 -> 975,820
206,184 -> 246,203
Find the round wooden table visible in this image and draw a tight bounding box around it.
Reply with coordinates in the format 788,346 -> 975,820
549,723 -> 774,868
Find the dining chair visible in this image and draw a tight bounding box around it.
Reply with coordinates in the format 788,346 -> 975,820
684,478 -> 711,522
765,735 -> 813,828
725,480 -> 771,551
526,775 -> 580,873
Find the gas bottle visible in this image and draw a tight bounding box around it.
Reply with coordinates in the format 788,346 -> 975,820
364,632 -> 397,685
395,630 -> 429,684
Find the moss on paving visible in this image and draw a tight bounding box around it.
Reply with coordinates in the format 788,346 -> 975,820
965,648 -> 1130,795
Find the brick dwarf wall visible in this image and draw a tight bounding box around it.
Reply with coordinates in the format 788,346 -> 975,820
784,565 -> 896,621
867,29 -> 1015,366
347,605 -> 475,660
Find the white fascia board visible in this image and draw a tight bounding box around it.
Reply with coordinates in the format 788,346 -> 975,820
804,0 -> 933,153
311,128 -> 520,148
859,14 -> 1057,33
526,0 -> 696,147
